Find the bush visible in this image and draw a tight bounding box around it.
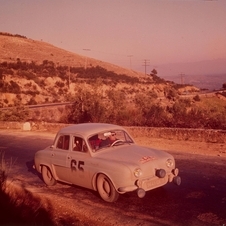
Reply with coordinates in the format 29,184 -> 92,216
55,81 -> 65,88
9,81 -> 21,93
164,87 -> 178,100
150,74 -> 165,83
222,83 -> 226,89
67,88 -> 107,123
0,152 -> 56,225
193,95 -> 201,101
0,106 -> 30,121
27,97 -> 37,105
17,70 -> 36,80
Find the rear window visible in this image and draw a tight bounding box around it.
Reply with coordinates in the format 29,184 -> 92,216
56,135 -> 70,150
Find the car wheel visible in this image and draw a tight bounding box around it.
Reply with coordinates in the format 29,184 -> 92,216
96,174 -> 119,202
42,165 -> 57,186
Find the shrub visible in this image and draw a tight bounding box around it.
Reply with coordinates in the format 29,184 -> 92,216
150,74 -> 165,83
55,81 -> 65,88
27,97 -> 37,105
193,95 -> 201,101
9,81 -> 21,93
0,152 -> 57,225
222,83 -> 226,89
32,77 -> 42,86
67,88 -> 107,123
17,70 -> 36,80
164,87 -> 178,100
2,68 -> 14,75
0,106 -> 30,121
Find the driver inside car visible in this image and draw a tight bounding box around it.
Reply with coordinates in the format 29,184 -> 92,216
100,132 -> 117,148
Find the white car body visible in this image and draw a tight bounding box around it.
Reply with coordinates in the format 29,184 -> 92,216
34,123 -> 181,202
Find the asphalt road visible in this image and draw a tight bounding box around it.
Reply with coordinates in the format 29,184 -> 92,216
0,130 -> 226,226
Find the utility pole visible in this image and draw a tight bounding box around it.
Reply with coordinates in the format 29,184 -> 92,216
142,59 -> 150,75
83,49 -> 91,69
127,55 -> 133,69
68,66 -> 70,89
180,73 -> 185,85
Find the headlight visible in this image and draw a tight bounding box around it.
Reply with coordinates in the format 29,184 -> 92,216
134,168 -> 142,177
166,159 -> 174,168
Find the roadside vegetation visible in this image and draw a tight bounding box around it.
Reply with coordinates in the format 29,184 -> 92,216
0,59 -> 226,129
0,151 -> 53,225
65,87 -> 226,129
0,151 -> 85,225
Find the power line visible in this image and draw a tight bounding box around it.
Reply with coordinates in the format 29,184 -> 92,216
142,59 -> 150,75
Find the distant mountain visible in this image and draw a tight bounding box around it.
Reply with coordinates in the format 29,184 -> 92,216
162,73 -> 226,91
156,59 -> 226,90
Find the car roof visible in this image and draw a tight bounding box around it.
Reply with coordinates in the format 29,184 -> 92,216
58,123 -> 125,137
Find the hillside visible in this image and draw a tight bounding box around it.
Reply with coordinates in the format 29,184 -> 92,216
0,33 -> 143,78
1,32 -> 226,129
0,32 -> 198,106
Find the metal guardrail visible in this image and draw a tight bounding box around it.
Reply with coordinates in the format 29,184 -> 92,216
0,102 -> 73,110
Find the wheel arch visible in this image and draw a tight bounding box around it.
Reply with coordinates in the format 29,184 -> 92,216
40,163 -> 57,180
92,171 -> 118,192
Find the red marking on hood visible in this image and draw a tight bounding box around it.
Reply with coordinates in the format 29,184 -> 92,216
139,156 -> 156,164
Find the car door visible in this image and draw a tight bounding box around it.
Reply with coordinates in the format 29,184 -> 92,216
51,134 -> 71,182
66,136 -> 93,189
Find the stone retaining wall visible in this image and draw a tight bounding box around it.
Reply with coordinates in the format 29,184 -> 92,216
0,121 -> 225,143
127,126 -> 226,143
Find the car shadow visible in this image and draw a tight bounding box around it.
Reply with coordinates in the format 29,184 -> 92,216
25,160 -> 44,182
25,153 -> 226,226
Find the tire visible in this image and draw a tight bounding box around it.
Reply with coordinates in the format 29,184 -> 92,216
96,174 -> 119,202
42,165 -> 57,186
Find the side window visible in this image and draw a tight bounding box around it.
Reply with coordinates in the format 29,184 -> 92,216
57,136 -> 63,149
89,134 -> 101,151
56,135 -> 70,150
73,136 -> 88,153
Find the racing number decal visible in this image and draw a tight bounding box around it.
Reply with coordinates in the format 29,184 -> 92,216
78,161 -> 84,171
71,160 -> 84,172
71,160 -> 77,171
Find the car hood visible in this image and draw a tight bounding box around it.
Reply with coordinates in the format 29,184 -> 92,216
95,144 -> 173,167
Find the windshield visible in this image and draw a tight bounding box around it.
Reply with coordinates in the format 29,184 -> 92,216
88,129 -> 134,152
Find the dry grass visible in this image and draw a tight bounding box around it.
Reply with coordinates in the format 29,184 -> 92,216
0,151 -> 88,225
0,182 -> 54,225
197,96 -> 226,113
0,34 -> 144,78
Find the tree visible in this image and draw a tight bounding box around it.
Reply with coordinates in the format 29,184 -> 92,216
222,83 -> 226,90
67,87 -> 107,123
150,69 -> 166,83
150,69 -> 157,76
0,106 -> 30,121
0,69 -> 3,80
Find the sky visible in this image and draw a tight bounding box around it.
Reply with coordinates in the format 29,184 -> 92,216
0,0 -> 226,74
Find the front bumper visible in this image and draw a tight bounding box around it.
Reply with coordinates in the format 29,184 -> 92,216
118,168 -> 181,195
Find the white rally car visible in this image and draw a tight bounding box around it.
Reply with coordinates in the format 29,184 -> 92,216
34,123 -> 181,202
